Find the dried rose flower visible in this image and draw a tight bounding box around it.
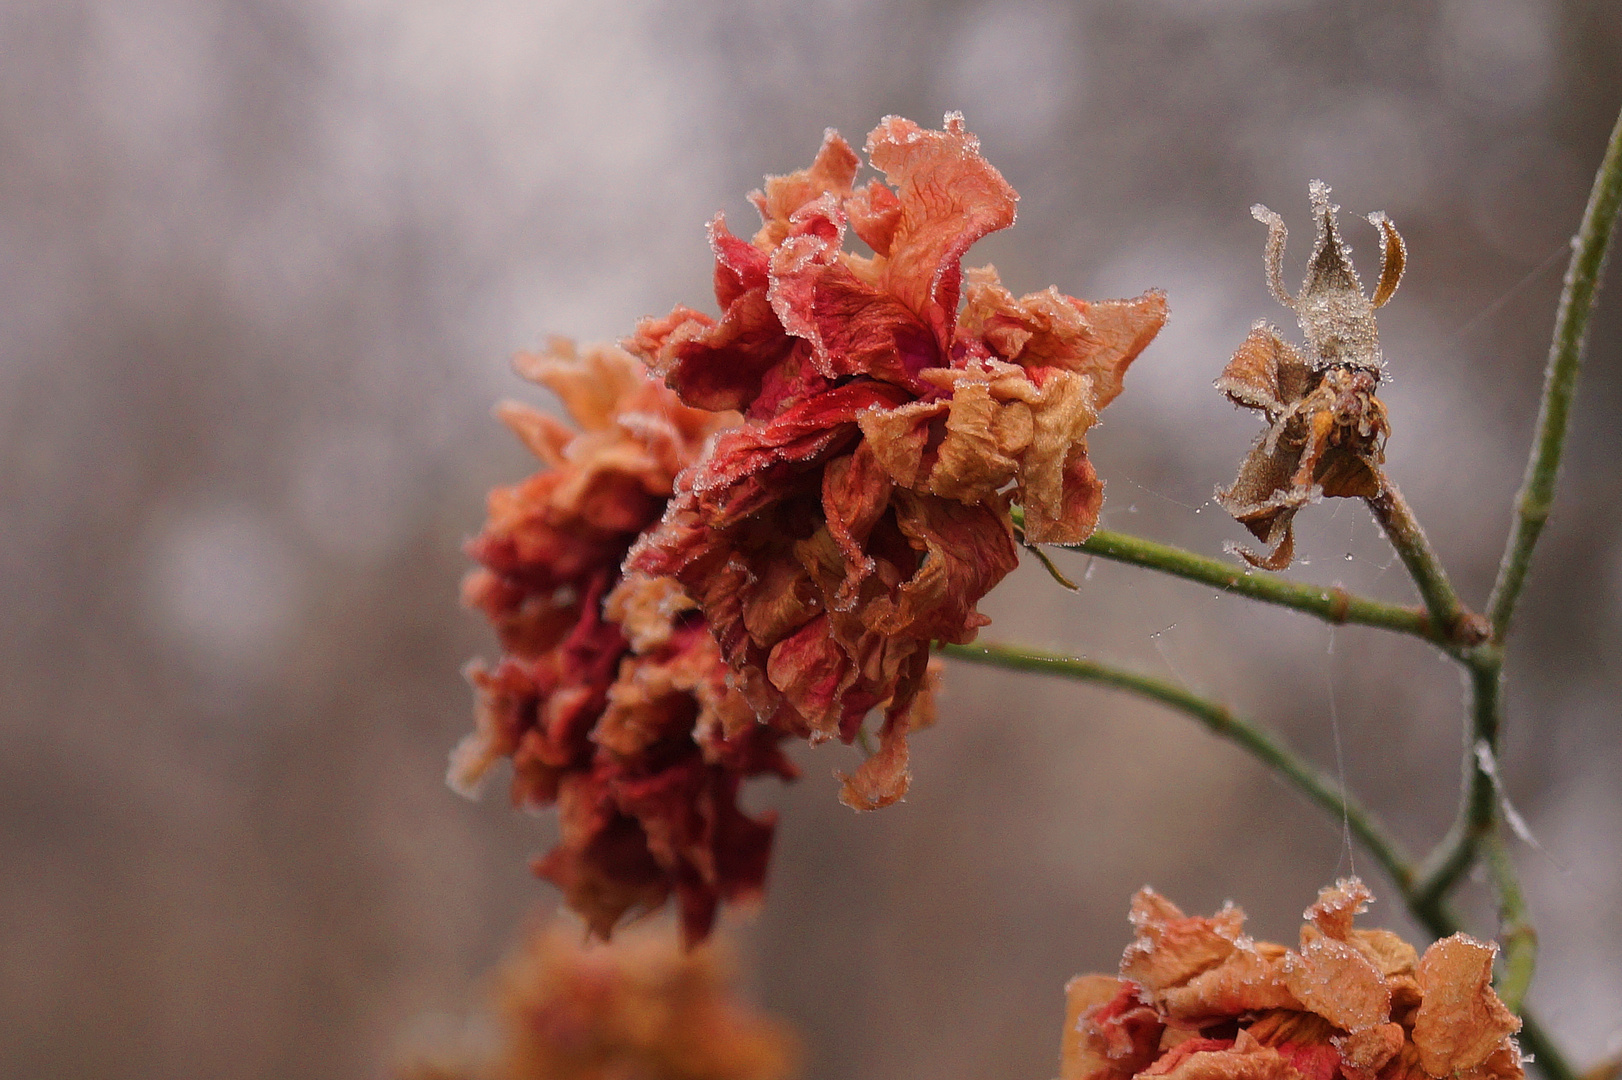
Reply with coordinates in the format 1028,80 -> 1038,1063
1216,182 -> 1406,570
626,113 -> 1165,808
457,339 -> 796,945
1063,879 -> 1524,1080
397,921 -> 798,1080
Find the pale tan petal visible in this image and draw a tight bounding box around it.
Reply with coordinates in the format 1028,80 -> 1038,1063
1283,932 -> 1390,1033
1413,935 -> 1521,1076
494,399 -> 575,466
1454,1039 -> 1526,1080
1346,929 -> 1418,980
856,398 -> 946,489
1333,1022 -> 1405,1080
513,338 -> 648,431
1303,876 -> 1375,940
748,129 -> 860,249
1147,1031 -> 1306,1080
1120,889 -> 1246,997
604,573 -> 700,653
959,264 -> 1165,411
1159,944 -> 1301,1022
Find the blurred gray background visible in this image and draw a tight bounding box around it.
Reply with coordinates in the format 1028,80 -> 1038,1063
3,1 -> 1620,1077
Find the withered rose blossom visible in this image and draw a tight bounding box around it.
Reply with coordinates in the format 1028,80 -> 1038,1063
1063,879 -> 1524,1080
626,114 -> 1165,808
457,339 -> 796,945
397,922 -> 798,1080
1216,182 -> 1406,570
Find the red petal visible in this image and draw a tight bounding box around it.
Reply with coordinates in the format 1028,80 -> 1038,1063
863,113 -> 1018,346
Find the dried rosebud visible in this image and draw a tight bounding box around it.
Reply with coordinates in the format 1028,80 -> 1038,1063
457,339 -> 795,946
1216,182 -> 1405,570
396,921 -> 799,1080
628,114 -> 1165,807
1062,879 -> 1524,1080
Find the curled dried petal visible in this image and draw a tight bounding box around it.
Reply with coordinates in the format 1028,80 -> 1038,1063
1283,933 -> 1390,1033
1120,888 -> 1246,998
1146,1031 -> 1306,1080
1063,977 -> 1165,1080
604,573 -> 699,653
862,112 -> 1018,341
1303,876 -> 1375,940
1158,943 -> 1300,1023
1413,935 -> 1521,1076
1333,1023 -> 1405,1080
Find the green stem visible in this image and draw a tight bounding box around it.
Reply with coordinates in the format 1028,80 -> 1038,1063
1365,481 -> 1489,647
1523,1015 -> 1579,1080
940,639 -> 1578,1080
1489,104 -> 1622,640
1414,649 -> 1504,908
1486,830 -> 1537,1013
937,641 -> 1416,893
1047,522 -> 1443,644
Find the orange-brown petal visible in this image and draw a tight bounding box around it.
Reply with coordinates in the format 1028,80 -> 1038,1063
863,112 -> 1018,345
1120,889 -> 1246,996
1412,935 -> 1521,1076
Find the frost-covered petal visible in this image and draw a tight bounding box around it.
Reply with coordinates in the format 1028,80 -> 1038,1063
862,113 -> 1018,345
1120,889 -> 1247,997
959,265 -> 1166,410
1063,977 -> 1165,1080
1158,943 -> 1301,1022
769,208 -> 941,387
1283,932 -> 1390,1033
748,129 -> 860,250
1146,1032 -> 1306,1080
1413,935 -> 1521,1076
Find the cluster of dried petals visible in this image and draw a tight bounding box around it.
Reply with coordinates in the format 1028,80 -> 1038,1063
398,922 -> 798,1080
1063,879 -> 1524,1080
1216,182 -> 1405,570
626,114 -> 1165,808
457,339 -> 795,945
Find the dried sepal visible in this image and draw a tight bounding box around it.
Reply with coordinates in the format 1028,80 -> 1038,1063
1217,182 -> 1403,569
1366,212 -> 1406,309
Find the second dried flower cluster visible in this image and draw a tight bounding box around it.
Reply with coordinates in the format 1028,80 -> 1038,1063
1065,879 -> 1523,1080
